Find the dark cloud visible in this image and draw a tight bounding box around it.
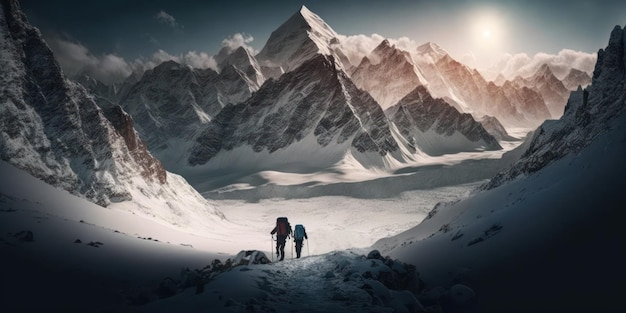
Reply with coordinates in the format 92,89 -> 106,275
46,33 -> 132,84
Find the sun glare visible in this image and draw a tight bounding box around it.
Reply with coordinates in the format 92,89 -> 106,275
462,7 -> 509,68
470,8 -> 506,47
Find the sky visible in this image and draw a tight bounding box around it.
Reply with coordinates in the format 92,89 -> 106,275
18,0 -> 626,83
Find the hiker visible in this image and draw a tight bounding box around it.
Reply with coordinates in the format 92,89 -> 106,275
270,217 -> 292,261
293,224 -> 308,258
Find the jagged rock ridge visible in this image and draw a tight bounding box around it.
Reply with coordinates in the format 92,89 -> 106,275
116,59 -> 257,169
485,25 -> 626,190
386,86 -> 502,155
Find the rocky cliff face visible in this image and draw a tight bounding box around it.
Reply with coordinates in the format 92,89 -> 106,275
386,86 -> 502,155
485,25 -> 626,190
0,0 -> 224,224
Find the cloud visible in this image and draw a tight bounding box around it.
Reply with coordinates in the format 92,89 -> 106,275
154,10 -> 181,29
460,51 -> 478,69
335,33 -> 596,82
130,49 -> 218,73
335,33 -> 386,65
487,49 -> 597,79
214,33 -> 258,66
335,33 -> 431,67
182,51 -> 218,70
45,34 -> 218,84
46,33 -> 132,84
220,33 -> 256,54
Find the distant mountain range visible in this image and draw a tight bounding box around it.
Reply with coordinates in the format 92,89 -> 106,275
0,2 -> 594,205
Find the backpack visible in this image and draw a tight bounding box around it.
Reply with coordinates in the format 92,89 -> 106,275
294,224 -> 305,240
276,217 -> 291,236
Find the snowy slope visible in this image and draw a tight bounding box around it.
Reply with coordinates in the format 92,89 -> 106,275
1,152 -> 505,312
0,159 -> 233,311
374,25 -> 626,312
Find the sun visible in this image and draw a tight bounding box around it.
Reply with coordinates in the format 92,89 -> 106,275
469,8 -> 506,47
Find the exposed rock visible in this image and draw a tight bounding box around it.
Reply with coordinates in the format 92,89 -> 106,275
387,86 -> 502,155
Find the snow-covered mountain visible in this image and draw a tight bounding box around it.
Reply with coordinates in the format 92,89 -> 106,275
189,54 -> 403,172
507,63 -> 572,117
217,46 -> 265,89
487,59 -> 593,119
414,43 -> 552,127
255,5 -> 351,78
386,86 -> 502,155
188,52 -> 507,180
374,24 -> 626,312
351,39 -> 427,110
116,60 -> 257,169
352,39 -> 552,127
0,0 -> 224,225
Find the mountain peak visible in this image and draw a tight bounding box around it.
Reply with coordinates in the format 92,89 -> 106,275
256,6 -> 340,72
372,39 -> 394,56
153,59 -> 184,71
535,63 -> 553,75
416,42 -> 448,60
299,5 -> 313,16
592,24 -> 625,86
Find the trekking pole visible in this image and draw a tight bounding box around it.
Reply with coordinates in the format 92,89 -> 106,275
290,237 -> 293,259
271,235 -> 274,262
306,238 -> 310,257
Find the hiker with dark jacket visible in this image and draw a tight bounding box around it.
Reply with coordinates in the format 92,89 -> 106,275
293,224 -> 308,258
270,217 -> 292,261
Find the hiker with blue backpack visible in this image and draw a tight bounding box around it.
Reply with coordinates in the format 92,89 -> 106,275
293,224 -> 308,259
270,217 -> 292,261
